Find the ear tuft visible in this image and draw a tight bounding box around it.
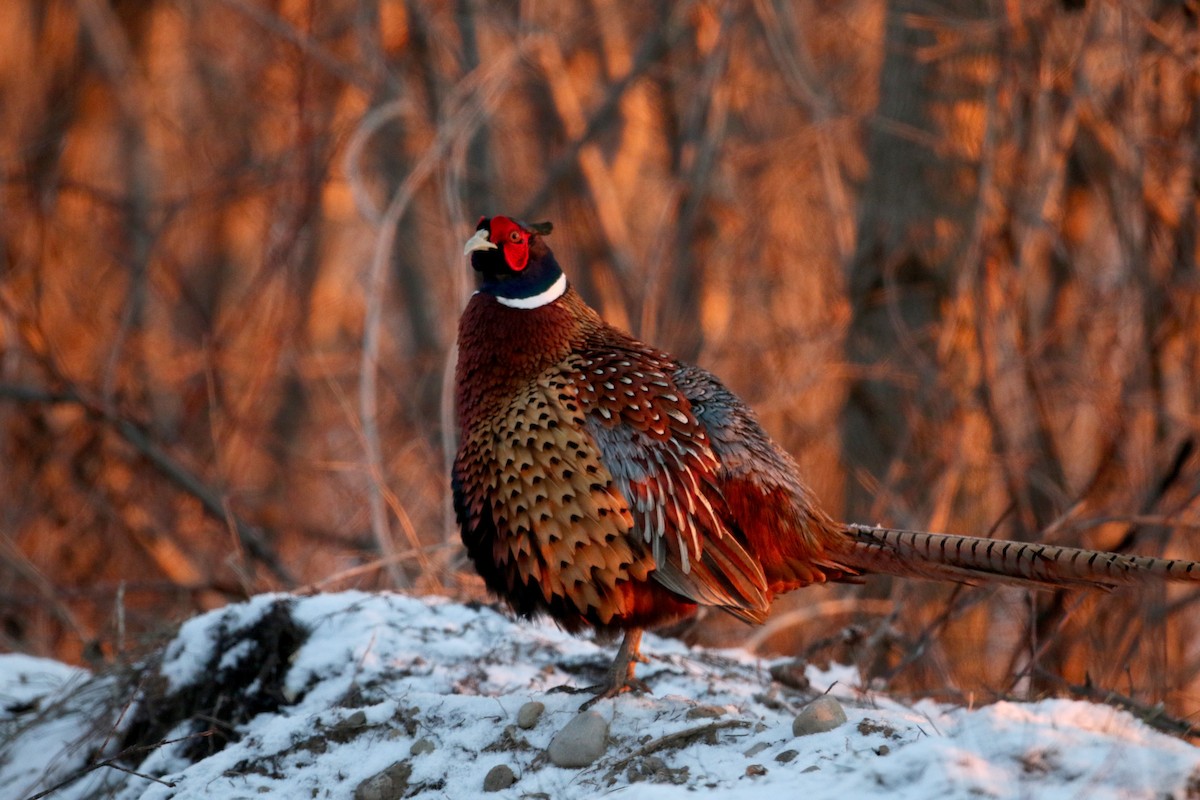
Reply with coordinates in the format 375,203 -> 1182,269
526,221 -> 553,236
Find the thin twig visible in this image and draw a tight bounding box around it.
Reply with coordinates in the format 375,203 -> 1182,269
603,719 -> 751,772
0,383 -> 293,585
744,598 -> 896,653
74,0 -> 157,414
344,43 -> 533,588
519,7 -> 692,219
1030,667 -> 1199,740
22,731 -> 213,800
750,0 -> 854,261
292,542 -> 459,595
212,0 -> 370,90
0,533 -> 86,641
532,38 -> 637,281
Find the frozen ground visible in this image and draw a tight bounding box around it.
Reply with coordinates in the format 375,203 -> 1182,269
1,591 -> 1197,799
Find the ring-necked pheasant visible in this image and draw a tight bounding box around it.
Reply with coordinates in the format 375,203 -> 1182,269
452,215 -> 1200,705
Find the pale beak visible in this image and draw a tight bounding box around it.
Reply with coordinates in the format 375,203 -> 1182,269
463,228 -> 498,256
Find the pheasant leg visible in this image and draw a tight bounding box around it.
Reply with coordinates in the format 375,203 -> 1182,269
580,628 -> 651,709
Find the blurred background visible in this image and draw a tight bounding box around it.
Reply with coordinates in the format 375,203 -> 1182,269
1,0 -> 1198,726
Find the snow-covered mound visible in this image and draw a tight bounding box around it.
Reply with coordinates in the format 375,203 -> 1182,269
2,592 -> 1197,799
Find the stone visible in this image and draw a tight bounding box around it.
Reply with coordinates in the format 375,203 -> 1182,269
342,710 -> 368,726
793,696 -> 847,737
330,710 -> 369,743
483,764 -> 516,792
769,660 -> 811,691
517,701 -> 545,729
685,705 -> 726,720
410,738 -> 435,756
353,761 -> 411,800
744,741 -> 770,758
548,710 -> 609,768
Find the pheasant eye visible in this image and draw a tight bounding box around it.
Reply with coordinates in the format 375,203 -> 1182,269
509,231 -> 522,243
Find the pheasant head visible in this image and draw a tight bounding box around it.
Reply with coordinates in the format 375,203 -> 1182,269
463,216 -> 564,309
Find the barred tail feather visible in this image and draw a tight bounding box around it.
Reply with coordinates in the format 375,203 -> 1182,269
843,524 -> 1200,590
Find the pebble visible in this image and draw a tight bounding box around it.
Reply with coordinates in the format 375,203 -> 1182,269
330,710 -> 368,743
792,696 -> 847,736
517,701 -> 545,729
685,704 -> 726,720
548,710 -> 609,768
769,660 -> 811,691
744,741 -> 770,758
483,764 -> 516,792
353,761 -> 411,800
409,738 -> 435,756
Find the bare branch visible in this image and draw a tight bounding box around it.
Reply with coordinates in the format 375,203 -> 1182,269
0,383 -> 293,585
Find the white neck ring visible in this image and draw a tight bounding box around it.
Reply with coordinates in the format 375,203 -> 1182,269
496,273 -> 568,309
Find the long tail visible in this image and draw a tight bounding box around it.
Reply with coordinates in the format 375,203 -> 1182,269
842,523 -> 1200,590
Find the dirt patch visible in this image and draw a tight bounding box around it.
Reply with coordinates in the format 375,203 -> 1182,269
119,598 -> 308,763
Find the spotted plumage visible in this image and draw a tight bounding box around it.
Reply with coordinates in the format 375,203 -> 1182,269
453,215 -> 1200,705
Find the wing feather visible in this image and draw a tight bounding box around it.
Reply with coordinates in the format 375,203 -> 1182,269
569,342 -> 770,622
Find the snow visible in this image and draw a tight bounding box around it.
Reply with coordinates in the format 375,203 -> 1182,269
0,655 -> 87,710
2,591 -> 1197,799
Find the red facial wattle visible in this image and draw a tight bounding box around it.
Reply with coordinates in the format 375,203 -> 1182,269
489,216 -> 530,272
